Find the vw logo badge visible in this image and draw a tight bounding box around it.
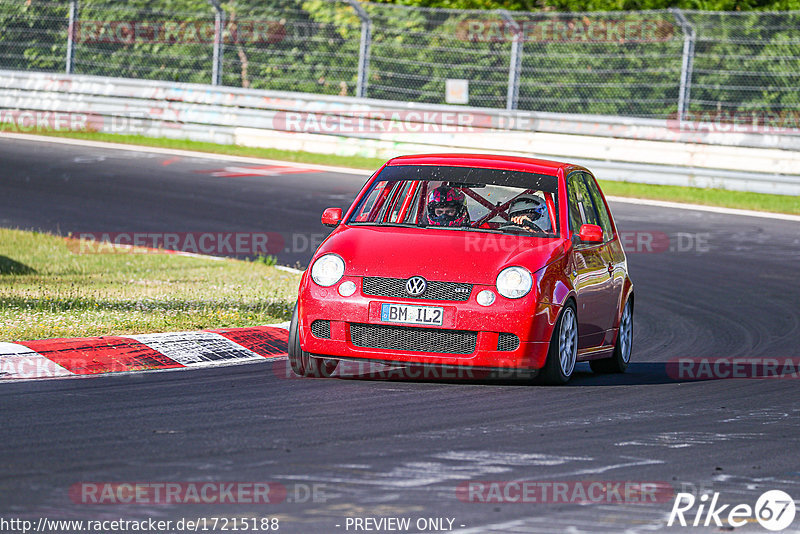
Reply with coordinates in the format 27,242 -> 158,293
405,276 -> 427,297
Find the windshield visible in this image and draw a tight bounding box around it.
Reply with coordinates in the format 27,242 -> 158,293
347,165 -> 560,238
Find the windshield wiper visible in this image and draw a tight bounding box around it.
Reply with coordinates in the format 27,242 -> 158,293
459,227 -> 505,234
499,228 -> 555,237
349,222 -> 538,235
424,226 -> 505,234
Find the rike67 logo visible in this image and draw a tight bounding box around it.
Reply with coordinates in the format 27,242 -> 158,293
668,490 -> 796,531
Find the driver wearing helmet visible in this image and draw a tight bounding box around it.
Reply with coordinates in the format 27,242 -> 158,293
427,185 -> 470,227
508,194 -> 550,232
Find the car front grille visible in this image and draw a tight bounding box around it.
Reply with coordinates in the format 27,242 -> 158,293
311,320 -> 331,339
497,333 -> 520,351
349,323 -> 477,355
362,277 -> 472,301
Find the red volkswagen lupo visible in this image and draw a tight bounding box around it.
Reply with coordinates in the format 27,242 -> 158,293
289,154 -> 633,384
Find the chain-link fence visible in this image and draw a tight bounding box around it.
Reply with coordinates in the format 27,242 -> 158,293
1,0 -> 799,121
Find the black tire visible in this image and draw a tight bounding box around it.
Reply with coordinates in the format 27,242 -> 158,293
287,304 -> 306,376
288,304 -> 338,378
539,302 -> 578,385
590,298 -> 633,374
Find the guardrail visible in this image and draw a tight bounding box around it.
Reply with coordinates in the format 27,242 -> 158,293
1,69 -> 799,195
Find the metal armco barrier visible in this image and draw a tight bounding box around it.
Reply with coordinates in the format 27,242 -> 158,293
1,69 -> 799,195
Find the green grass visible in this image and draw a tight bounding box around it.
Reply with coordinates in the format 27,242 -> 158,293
599,180 -> 800,215
3,128 -> 798,215
0,228 -> 301,342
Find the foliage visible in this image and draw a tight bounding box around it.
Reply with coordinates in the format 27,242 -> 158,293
254,254 -> 279,266
375,0 -> 800,11
1,0 -> 798,118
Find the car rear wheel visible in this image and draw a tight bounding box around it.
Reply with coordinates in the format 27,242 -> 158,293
590,298 -> 633,374
539,303 -> 578,385
288,304 -> 338,378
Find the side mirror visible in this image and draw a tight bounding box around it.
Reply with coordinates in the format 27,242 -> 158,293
577,224 -> 603,244
321,207 -> 343,227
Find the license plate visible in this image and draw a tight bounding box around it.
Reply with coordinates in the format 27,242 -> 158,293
380,303 -> 444,326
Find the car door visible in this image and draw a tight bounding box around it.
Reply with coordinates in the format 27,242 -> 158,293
583,173 -> 625,331
566,171 -> 614,349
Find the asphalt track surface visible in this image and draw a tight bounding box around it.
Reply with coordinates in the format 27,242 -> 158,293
2,137 -> 800,533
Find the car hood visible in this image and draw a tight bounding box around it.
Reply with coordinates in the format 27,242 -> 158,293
316,226 -> 569,285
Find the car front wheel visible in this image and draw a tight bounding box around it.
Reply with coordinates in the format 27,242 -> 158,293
540,303 -> 578,385
288,304 -> 338,378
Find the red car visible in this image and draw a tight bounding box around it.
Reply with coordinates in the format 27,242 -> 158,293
288,154 -> 633,384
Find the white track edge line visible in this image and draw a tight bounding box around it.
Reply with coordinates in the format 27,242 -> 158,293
606,196 -> 800,222
0,132 -> 372,176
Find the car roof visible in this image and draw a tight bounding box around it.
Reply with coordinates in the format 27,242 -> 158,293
385,153 -> 586,177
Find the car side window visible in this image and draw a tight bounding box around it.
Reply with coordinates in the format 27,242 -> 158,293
354,181 -> 388,221
566,174 -> 583,232
582,173 -> 614,240
566,172 -> 600,233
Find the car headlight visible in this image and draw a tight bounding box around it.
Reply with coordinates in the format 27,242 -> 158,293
310,254 -> 345,287
496,266 -> 532,299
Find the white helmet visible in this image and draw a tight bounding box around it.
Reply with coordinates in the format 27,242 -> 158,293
508,194 -> 548,222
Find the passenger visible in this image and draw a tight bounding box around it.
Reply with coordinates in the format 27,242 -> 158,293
507,194 -> 551,232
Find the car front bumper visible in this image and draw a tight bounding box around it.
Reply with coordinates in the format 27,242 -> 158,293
299,276 -> 560,371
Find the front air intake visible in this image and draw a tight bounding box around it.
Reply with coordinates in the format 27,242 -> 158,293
349,323 -> 477,355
